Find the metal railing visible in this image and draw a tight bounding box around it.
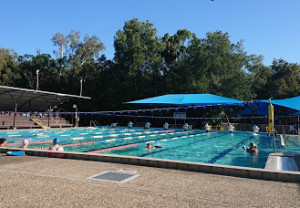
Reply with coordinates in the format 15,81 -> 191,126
90,120 -> 97,127
220,123 -> 298,134
94,120 -> 100,126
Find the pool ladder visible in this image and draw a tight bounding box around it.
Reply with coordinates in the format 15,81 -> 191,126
281,126 -> 288,147
90,120 -> 99,127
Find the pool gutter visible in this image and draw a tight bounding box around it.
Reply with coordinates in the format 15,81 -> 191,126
1,147 -> 300,183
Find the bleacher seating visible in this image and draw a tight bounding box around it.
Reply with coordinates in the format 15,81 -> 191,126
0,114 -> 73,129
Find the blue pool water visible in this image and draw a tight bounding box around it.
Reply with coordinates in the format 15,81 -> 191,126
2,127 -> 300,169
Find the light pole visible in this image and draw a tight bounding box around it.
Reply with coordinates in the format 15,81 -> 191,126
80,79 -> 83,97
36,70 -> 39,91
73,104 -> 78,127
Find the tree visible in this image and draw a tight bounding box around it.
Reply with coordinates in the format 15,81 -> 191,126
160,29 -> 192,93
51,33 -> 69,59
67,30 -> 81,57
0,48 -> 19,86
114,18 -> 164,101
265,59 -> 300,99
51,33 -> 69,76
17,54 -> 58,91
76,35 -> 105,66
246,54 -> 272,99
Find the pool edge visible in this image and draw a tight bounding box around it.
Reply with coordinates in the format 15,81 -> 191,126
1,147 -> 300,183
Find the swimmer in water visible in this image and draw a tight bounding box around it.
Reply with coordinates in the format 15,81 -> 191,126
21,139 -> 29,148
34,132 -> 43,136
144,142 -> 164,150
49,138 -> 64,151
243,142 -> 258,155
0,138 -> 7,147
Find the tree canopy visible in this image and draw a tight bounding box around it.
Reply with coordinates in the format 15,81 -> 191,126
1,18 -> 300,116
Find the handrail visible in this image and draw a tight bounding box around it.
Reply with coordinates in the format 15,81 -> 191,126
94,120 -> 99,126
90,120 -> 94,127
32,118 -> 49,130
89,120 -> 99,127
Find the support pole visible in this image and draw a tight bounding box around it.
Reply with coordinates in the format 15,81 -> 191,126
13,102 -> 17,129
175,118 -> 176,129
73,104 -> 78,127
297,116 -> 300,138
48,105 -> 51,128
75,107 -> 78,127
251,101 -> 254,125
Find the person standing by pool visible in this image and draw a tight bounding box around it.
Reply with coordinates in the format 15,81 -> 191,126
0,138 -> 7,147
49,138 -> 64,151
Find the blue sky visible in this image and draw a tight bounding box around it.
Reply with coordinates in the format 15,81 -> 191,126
1,0 -> 299,66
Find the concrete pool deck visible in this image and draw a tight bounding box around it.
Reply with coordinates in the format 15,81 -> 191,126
1,153 -> 300,208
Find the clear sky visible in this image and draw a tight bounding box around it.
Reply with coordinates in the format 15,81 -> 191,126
1,0 -> 299,66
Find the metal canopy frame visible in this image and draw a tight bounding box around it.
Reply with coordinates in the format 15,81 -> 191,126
0,86 -> 91,129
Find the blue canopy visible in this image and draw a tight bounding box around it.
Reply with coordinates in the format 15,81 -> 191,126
235,96 -> 300,116
234,102 -> 283,116
126,94 -> 245,106
259,96 -> 300,111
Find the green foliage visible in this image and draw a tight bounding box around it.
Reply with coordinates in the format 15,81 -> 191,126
114,18 -> 165,101
0,48 -> 19,85
267,59 -> 300,98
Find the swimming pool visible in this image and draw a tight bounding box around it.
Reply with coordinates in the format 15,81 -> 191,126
2,127 -> 300,169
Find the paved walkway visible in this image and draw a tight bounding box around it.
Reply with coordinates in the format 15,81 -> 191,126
0,153 -> 300,208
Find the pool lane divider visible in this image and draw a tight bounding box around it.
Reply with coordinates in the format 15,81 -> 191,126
7,134 -> 22,137
88,143 -> 139,153
7,129 -> 176,146
2,128 -> 165,140
3,127 -> 139,139
36,141 -> 97,150
86,131 -> 205,154
34,131 -> 195,150
60,129 -> 175,142
7,140 -> 53,146
31,130 -> 193,150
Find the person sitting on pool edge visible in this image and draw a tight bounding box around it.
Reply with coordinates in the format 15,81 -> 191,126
144,142 -> 164,150
243,142 -> 258,154
0,138 -> 7,147
49,138 -> 64,151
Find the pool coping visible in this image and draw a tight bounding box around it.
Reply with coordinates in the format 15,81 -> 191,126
1,147 -> 300,183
